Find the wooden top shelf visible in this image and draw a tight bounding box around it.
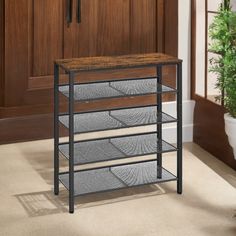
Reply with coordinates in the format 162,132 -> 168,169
55,53 -> 182,73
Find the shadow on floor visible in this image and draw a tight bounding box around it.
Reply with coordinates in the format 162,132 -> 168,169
16,142 -> 176,217
15,184 -> 165,217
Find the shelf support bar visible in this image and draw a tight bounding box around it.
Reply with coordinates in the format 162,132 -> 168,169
157,64 -> 162,179
69,71 -> 75,213
54,63 -> 60,195
177,62 -> 183,194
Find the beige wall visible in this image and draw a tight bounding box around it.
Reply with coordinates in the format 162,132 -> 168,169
179,0 -> 191,100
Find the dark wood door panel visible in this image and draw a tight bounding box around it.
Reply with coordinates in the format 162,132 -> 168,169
193,98 -> 236,170
64,0 -> 93,58
130,0 -> 157,53
164,0 -> 178,56
4,0 -> 29,106
32,0 -> 64,76
65,0 -> 130,58
94,0 -> 130,56
4,0 -> 65,105
162,0 -> 178,95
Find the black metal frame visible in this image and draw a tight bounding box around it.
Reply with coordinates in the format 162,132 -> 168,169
54,64 -> 59,196
177,62 -> 183,194
54,61 -> 183,213
68,72 -> 75,213
156,65 -> 162,179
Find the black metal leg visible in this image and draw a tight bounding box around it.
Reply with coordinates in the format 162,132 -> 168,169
54,63 -> 59,195
177,62 -> 183,194
157,65 -> 162,179
69,72 -> 75,213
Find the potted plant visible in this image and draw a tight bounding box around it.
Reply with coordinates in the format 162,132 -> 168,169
209,0 -> 236,159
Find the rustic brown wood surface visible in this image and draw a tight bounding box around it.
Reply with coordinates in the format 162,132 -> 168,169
56,53 -> 181,72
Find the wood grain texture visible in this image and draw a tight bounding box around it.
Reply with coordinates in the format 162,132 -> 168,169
0,93 -> 174,119
0,113 -> 70,144
56,53 -> 181,72
0,114 -> 56,144
193,98 -> 236,170
0,0 -> 4,106
94,0 -> 130,56
162,0 -> 178,101
164,0 -> 178,56
157,0 -> 164,52
130,0 -> 157,53
64,0 -> 95,58
0,0 -> 179,143
4,0 -> 29,106
64,0 -> 130,58
33,0 -> 63,76
28,67 -> 157,90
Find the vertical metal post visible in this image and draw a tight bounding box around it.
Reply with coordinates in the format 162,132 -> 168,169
177,62 -> 183,194
54,63 -> 59,195
69,72 -> 75,213
157,65 -> 162,179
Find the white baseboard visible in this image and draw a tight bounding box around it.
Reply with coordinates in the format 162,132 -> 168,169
162,100 -> 195,143
163,123 -> 194,144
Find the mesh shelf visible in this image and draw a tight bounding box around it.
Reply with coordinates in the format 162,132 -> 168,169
59,78 -> 176,101
59,161 -> 177,196
59,106 -> 177,134
59,133 -> 177,165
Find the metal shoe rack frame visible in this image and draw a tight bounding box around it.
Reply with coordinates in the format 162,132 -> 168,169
54,61 -> 182,213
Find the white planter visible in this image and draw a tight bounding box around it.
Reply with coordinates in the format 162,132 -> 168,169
224,113 -> 236,160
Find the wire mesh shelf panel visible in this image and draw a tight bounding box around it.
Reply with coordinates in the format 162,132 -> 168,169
59,161 -> 177,196
59,106 -> 177,134
59,133 -> 177,165
59,78 -> 176,101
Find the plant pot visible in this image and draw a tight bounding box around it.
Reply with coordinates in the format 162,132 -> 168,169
224,113 -> 236,160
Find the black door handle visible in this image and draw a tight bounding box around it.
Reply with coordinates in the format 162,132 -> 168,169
66,0 -> 73,25
77,0 -> 81,23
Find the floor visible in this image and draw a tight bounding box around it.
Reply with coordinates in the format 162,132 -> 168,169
0,139 -> 236,236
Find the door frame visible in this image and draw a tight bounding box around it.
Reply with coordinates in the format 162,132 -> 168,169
191,0 -> 236,169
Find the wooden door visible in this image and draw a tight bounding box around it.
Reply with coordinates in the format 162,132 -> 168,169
4,0 -> 65,106
65,0 -> 130,58
191,0 -> 236,169
65,0 -> 158,57
1,0 -> 178,143
63,0 -> 162,88
4,0 -> 160,106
